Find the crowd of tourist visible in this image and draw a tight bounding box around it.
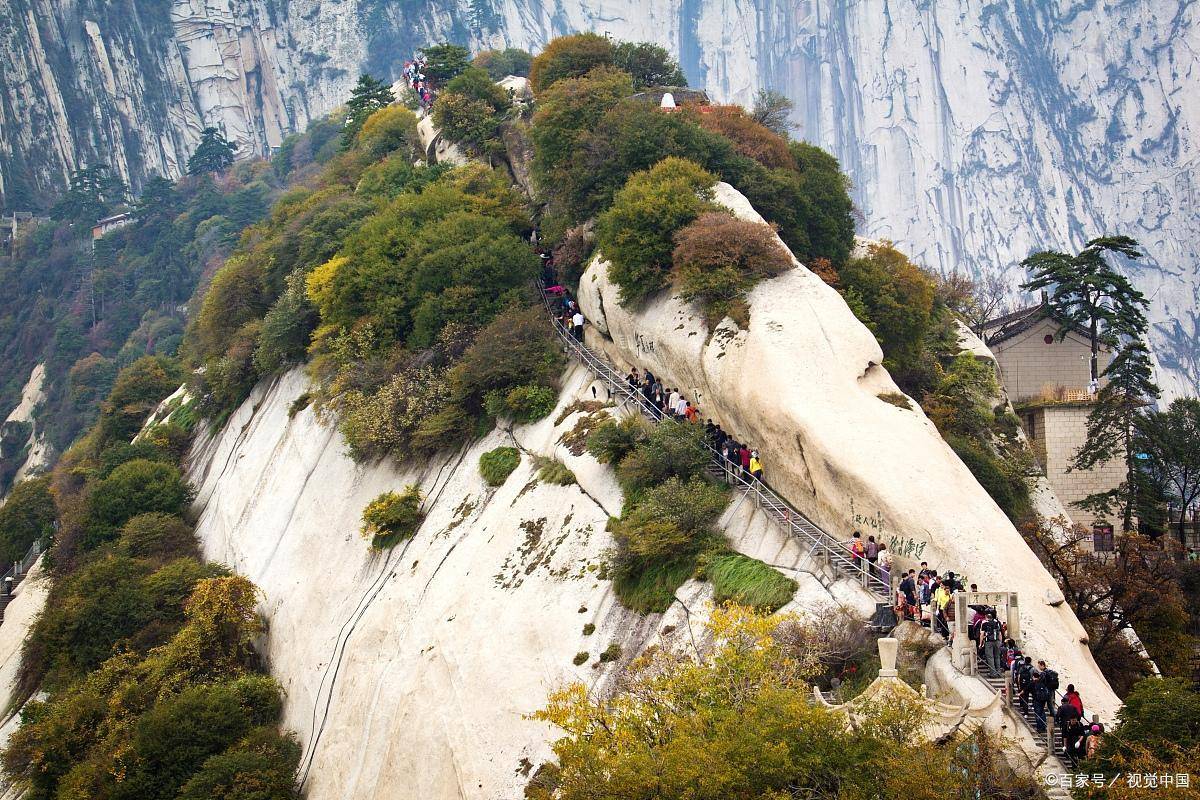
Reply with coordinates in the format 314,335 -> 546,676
401,57 -> 436,109
541,271 -> 1102,763
896,562 -> 966,637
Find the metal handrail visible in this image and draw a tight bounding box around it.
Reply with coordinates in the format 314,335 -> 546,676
541,287 -> 889,599
1,535 -> 47,597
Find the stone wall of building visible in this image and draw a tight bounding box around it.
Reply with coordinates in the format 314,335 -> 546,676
990,318 -> 1109,402
1027,403 -> 1125,533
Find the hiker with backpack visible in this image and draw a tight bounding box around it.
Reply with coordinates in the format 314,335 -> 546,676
1037,659 -> 1059,718
1055,688 -> 1083,757
979,610 -> 1005,677
1030,668 -> 1053,733
850,531 -> 865,569
1016,656 -> 1034,711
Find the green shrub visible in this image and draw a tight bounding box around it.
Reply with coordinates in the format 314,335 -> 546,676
353,105 -> 420,160
96,439 -> 171,477
338,366 -> 449,461
947,435 -> 1029,522
704,552 -> 797,611
598,643 -> 623,663
838,243 -> 937,390
474,47 -> 533,80
572,652 -> 589,666
433,92 -> 504,155
444,67 -> 510,111
535,456 -> 576,485
612,41 -> 685,89
530,68 -> 633,214
672,211 -> 793,326
451,307 -> 564,415
479,447 -> 521,486
117,512 -> 199,561
253,272 -> 318,374
597,158 -> 717,303
87,459 -> 194,547
612,555 -> 697,614
0,475 -> 56,563
529,33 -> 614,93
288,392 -> 312,418
422,43 -> 472,83
615,420 -> 711,498
487,384 -> 558,423
586,415 -> 650,464
177,727 -> 301,800
356,157 -> 451,200
361,486 -> 424,548
120,676 -> 285,798
96,356 -> 183,447
582,623 -> 595,635
30,552 -> 221,686
612,477 -> 727,562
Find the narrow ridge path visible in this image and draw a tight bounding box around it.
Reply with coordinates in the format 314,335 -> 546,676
539,286 -> 888,600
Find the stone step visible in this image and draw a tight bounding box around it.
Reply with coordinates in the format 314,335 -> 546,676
541,289 -> 890,604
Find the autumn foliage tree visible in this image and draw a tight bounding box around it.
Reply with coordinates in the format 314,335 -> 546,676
596,157 -> 716,302
528,32 -> 615,92
671,211 -> 792,326
1021,519 -> 1195,692
691,105 -> 795,169
530,604 -> 1037,800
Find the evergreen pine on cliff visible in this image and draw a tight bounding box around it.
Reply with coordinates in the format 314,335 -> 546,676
1072,337 -> 1160,530
341,74 -> 396,147
186,127 -> 237,175
50,164 -> 126,223
1019,235 -> 1149,384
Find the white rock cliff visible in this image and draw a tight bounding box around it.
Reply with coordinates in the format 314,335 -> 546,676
577,182 -> 1121,721
186,363 -> 862,799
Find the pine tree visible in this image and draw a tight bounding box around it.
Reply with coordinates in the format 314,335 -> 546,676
421,44 -> 472,85
134,175 -> 180,222
1134,398 -> 1200,546
341,74 -> 396,148
1072,337 -> 1160,531
186,127 -> 237,175
50,164 -> 127,223
1020,235 -> 1149,384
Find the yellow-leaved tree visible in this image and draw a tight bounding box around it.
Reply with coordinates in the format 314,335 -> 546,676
530,604 -> 1038,800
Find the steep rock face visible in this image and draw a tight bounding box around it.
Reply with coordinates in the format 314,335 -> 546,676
1,363 -> 53,495
0,559 -> 48,757
753,1 -> 1200,398
4,0 -> 1196,390
577,182 -> 1121,721
187,363 -> 857,799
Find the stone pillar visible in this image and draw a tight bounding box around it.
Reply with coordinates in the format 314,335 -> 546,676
1007,592 -> 1021,643
878,638 -> 898,678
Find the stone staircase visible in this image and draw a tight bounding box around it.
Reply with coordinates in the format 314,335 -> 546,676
973,654 -> 1077,798
0,536 -> 47,624
540,289 -> 890,603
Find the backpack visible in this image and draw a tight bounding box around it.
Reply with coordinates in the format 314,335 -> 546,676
1034,682 -> 1051,702
1018,664 -> 1033,686
1042,669 -> 1059,692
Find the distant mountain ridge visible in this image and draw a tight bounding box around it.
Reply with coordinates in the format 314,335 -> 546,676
1,0 -> 1196,394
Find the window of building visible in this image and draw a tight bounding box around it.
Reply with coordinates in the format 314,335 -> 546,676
1093,524 -> 1115,552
